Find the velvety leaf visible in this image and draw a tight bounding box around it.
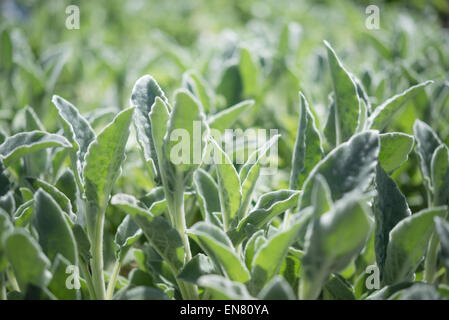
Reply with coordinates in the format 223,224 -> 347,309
48,254 -> 79,300
84,107 -> 134,230
114,286 -> 169,300
258,276 -> 296,300
111,194 -> 185,273
216,64 -> 242,107
322,274 -> 356,300
229,190 -> 300,246
431,145 -> 449,206
210,138 -> 242,229
131,75 -> 168,180
239,47 -> 259,97
193,169 -> 221,222
250,210 -> 312,293
290,92 -> 323,189
414,119 -> 442,189
368,81 -> 433,131
324,41 -> 360,143
114,215 -> 142,260
197,275 -> 253,300
383,206 -> 446,285
5,229 -> 52,290
177,253 -> 218,284
300,193 -> 373,299
187,222 -> 250,283
379,133 -> 414,173
55,168 -> 79,213
0,131 -> 71,167
374,165 -> 411,275
434,216 -> 449,269
33,189 -> 77,265
299,130 -> 380,209
52,95 -> 96,178
0,209 -> 13,271
182,71 -> 213,112
208,100 -> 254,133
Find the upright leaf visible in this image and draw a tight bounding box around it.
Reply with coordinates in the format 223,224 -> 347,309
324,41 -> 360,144
378,133 -> 414,174
208,100 -> 254,133
431,145 -> 449,206
290,92 -> 323,190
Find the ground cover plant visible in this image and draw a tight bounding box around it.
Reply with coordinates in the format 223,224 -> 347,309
0,0 -> 449,300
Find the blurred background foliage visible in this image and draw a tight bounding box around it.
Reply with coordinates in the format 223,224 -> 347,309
1,0 -> 448,268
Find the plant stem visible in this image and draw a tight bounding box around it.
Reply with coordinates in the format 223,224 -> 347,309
79,260 -> 96,300
90,213 -> 106,300
0,273 -> 6,300
424,233 -> 439,283
105,259 -> 121,300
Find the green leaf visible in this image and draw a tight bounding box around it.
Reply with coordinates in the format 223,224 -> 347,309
55,168 -> 79,213
182,71 -> 213,113
0,131 -> 71,167
250,210 -> 312,293
258,276 -> 296,300
431,145 -> 449,206
300,193 -> 373,299
52,95 -> 96,179
374,165 -> 411,275
229,190 -> 300,246
114,215 -> 142,260
239,47 -> 259,97
383,206 -> 447,285
111,194 -> 185,273
322,274 -> 356,300
26,177 -> 74,218
208,100 -> 254,133
84,107 -> 134,230
48,254 -> 79,300
368,81 -> 433,131
434,217 -> 449,269
324,41 -> 360,143
290,92 -> 323,189
131,75 -> 168,180
244,230 -> 266,270
414,119 -> 442,190
177,253 -> 218,284
216,64 -> 242,107
238,134 -> 280,222
299,130 -> 380,209
5,229 -> 52,291
378,133 -> 414,173
193,169 -> 221,222
197,275 -> 254,300
164,89 -> 206,174
13,200 -> 34,227
33,189 -> 77,265
72,224 -> 91,263
210,138 -> 242,229
187,222 -> 250,283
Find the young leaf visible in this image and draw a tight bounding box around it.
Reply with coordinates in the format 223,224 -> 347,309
48,254 -> 79,300
414,119 -> 442,190
33,189 -> 78,265
187,222 -> 250,283
208,100 -> 254,133
382,206 -> 447,285
114,215 -> 142,260
431,145 -> 449,206
299,130 -> 380,209
374,165 -> 411,275
250,210 -> 312,294
290,92 -> 323,189
131,75 -> 168,180
5,229 -> 52,291
0,131 -> 71,167
193,169 -> 221,222
52,95 -> 96,178
182,71 -> 213,113
84,107 -> 134,227
0,209 -> 13,271
378,133 -> 414,173
229,190 -> 300,246
239,47 -> 259,97
367,81 -> 433,131
324,41 -> 360,144
210,138 -> 242,230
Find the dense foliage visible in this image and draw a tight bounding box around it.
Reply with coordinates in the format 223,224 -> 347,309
1,0 -> 449,300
